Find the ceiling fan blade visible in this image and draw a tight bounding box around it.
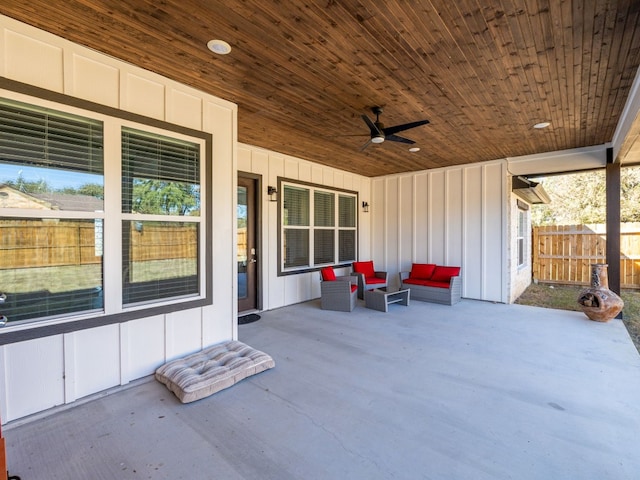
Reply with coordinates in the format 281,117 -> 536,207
383,119 -> 430,136
361,114 -> 382,136
386,134 -> 415,144
359,139 -> 373,151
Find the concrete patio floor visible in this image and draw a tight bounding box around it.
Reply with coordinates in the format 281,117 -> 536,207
4,298 -> 640,479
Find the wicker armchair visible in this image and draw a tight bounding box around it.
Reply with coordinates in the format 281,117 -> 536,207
352,261 -> 388,299
319,268 -> 358,312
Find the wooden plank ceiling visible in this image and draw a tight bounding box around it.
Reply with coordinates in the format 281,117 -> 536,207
2,1 -> 640,177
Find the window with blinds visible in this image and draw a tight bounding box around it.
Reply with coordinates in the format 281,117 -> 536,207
121,128 -> 201,306
0,98 -> 105,323
0,95 -> 208,327
281,182 -> 357,273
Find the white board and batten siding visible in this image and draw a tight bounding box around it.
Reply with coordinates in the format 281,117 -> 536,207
0,15 -> 237,423
372,161 -> 508,303
237,143 -> 372,311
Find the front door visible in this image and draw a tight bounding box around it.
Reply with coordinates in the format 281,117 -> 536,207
237,175 -> 258,312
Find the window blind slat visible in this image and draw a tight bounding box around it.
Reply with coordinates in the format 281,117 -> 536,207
0,99 -> 103,174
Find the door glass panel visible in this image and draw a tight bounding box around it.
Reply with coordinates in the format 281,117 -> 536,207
237,185 -> 248,299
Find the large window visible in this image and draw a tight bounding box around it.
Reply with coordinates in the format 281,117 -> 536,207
0,95 -> 208,327
280,180 -> 357,273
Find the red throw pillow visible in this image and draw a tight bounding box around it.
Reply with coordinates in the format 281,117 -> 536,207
410,263 -> 436,280
431,266 -> 460,282
353,261 -> 375,278
321,267 -> 336,281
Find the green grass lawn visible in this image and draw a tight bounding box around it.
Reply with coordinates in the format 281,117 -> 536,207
515,282 -> 640,355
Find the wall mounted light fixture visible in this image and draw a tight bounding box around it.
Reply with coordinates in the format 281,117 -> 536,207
268,186 -> 278,202
362,201 -> 369,213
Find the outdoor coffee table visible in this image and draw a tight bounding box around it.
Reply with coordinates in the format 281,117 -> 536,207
365,288 -> 410,312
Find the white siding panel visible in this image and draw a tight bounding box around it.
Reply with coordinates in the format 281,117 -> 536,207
2,336 -> 65,421
168,88 -> 203,130
284,158 -> 300,179
70,53 -> 120,107
483,163 -> 506,302
204,100 -> 236,335
311,165 -> 324,184
463,166 -> 484,299
334,171 -> 344,188
445,169 -> 463,266
122,73 -> 166,119
126,315 -> 166,380
371,178 -> 386,264
72,325 -> 121,400
399,176 -> 414,275
385,178 -> 399,274
430,170 -> 446,265
237,145 -> 252,172
202,304 -> 233,347
266,155 -> 285,310
414,173 -> 429,262
343,174 -> 353,190
322,168 -> 335,187
252,150 -> 269,178
166,309 -> 202,362
4,29 -> 63,92
298,161 -> 312,182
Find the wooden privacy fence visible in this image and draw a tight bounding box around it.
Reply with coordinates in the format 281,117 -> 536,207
532,224 -> 640,289
0,220 -> 196,269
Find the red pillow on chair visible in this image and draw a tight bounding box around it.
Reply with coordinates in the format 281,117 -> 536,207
321,267 -> 336,281
353,261 -> 375,278
410,263 -> 436,280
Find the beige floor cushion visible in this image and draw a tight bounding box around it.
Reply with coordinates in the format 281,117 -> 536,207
155,340 -> 275,403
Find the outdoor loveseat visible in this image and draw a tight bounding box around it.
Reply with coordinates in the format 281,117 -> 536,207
399,263 -> 461,305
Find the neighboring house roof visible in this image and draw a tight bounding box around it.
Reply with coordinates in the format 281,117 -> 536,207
0,184 -> 103,212
31,192 -> 104,212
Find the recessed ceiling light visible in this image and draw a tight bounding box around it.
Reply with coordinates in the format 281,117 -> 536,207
207,39 -> 231,55
533,122 -> 551,129
409,147 -> 420,152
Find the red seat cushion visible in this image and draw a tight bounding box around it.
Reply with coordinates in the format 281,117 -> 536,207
364,276 -> 386,285
353,261 -> 375,278
410,263 -> 436,280
403,278 -> 450,289
351,284 -> 358,293
321,267 -> 336,281
431,266 -> 461,283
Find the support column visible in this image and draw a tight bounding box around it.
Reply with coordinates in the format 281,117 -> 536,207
605,147 -> 622,318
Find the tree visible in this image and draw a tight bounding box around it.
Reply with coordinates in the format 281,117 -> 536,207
131,180 -> 199,215
531,167 -> 640,226
5,172 -> 50,194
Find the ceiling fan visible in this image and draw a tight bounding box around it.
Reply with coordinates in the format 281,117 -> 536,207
358,106 -> 430,151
